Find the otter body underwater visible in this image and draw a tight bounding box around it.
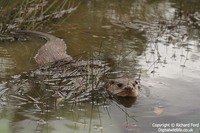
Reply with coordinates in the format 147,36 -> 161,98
12,30 -> 139,98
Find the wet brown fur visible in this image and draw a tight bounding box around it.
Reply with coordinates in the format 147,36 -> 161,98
13,30 -> 139,97
13,30 -> 72,66
104,78 -> 139,97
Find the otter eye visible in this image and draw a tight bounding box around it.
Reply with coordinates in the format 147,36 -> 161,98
117,83 -> 123,88
135,80 -> 138,84
110,80 -> 115,84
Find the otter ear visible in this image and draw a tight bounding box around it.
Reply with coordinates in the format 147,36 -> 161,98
135,80 -> 139,84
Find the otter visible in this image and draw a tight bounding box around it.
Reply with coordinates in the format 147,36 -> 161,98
104,78 -> 139,97
12,30 -> 139,97
13,30 -> 72,66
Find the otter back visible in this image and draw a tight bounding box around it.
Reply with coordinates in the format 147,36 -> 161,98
13,30 -> 73,66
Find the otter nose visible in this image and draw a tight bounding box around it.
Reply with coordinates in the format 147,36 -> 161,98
125,87 -> 133,92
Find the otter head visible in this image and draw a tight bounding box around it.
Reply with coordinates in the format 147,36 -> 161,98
104,78 -> 139,97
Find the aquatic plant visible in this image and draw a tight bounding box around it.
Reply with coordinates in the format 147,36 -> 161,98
0,0 -> 80,33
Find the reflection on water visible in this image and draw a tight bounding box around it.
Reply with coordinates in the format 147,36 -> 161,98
0,38 -> 43,79
0,46 -> 15,78
1,0 -> 200,133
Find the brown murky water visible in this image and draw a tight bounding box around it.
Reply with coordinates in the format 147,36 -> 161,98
1,0 -> 200,133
